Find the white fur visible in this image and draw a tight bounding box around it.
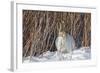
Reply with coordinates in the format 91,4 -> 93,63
55,33 -> 75,54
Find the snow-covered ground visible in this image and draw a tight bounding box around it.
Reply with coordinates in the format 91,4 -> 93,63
23,47 -> 91,63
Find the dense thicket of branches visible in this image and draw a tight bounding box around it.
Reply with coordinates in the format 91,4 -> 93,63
23,10 -> 91,57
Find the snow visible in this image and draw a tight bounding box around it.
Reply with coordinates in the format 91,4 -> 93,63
23,47 -> 91,63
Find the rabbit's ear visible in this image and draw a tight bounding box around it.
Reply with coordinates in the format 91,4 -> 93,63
56,22 -> 59,32
59,22 -> 62,32
61,20 -> 65,31
57,22 -> 60,33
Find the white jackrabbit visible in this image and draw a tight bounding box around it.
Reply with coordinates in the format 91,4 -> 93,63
55,31 -> 75,60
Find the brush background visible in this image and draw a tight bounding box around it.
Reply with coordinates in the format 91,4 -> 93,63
23,10 -> 91,57
0,0 -> 100,73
